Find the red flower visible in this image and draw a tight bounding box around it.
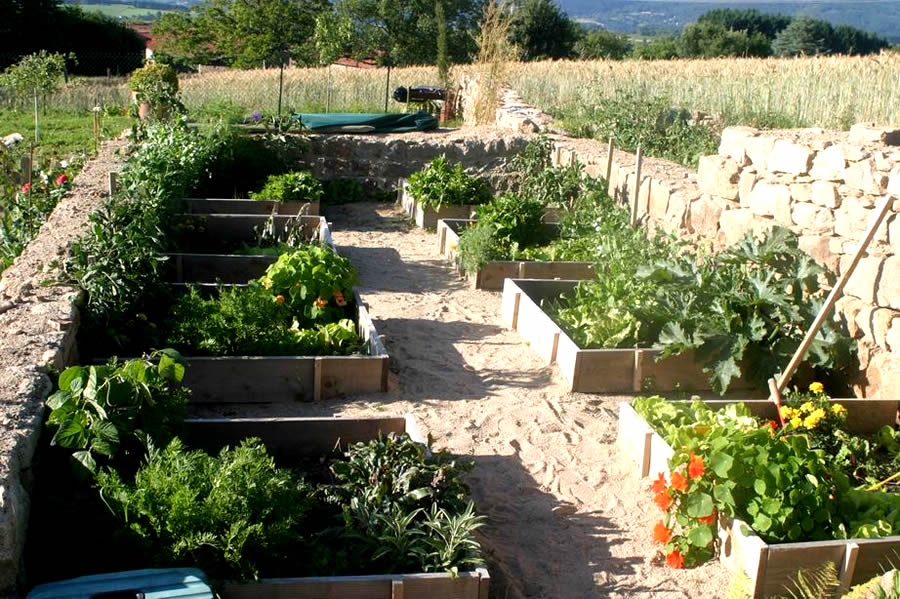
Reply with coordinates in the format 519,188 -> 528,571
652,520 -> 672,544
688,452 -> 705,480
314,297 -> 327,309
55,174 -> 69,185
670,471 -> 688,492
651,472 -> 667,495
666,549 -> 684,569
275,295 -> 285,305
20,183 -> 31,193
653,491 -> 673,511
764,420 -> 778,431
333,290 -> 347,307
697,512 -> 716,524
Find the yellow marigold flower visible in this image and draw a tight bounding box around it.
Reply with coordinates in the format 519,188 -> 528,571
779,406 -> 794,418
831,404 -> 846,415
261,278 -> 273,290
449,243 -> 458,251
790,416 -> 803,429
809,382 -> 825,394
800,401 -> 815,413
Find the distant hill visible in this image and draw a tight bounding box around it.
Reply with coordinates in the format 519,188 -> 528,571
560,1 -> 900,42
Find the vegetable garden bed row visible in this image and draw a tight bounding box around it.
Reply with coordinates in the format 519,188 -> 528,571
500,279 -> 759,394
184,197 -> 321,217
618,399 -> 900,597
437,218 -> 595,291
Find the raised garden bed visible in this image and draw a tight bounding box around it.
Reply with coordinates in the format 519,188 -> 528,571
181,289 -> 389,403
398,179 -> 477,229
175,214 -> 331,254
166,216 -> 333,284
184,197 -> 321,216
617,400 -> 900,598
501,278 -> 758,393
438,218 -> 595,291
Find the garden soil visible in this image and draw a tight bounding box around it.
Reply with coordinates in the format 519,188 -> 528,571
191,201 -> 732,599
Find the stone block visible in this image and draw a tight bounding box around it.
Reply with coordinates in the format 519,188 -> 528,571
663,190 -> 689,234
749,182 -> 791,224
738,171 -> 756,208
888,165 -> 900,197
849,123 -> 900,146
855,306 -> 877,342
689,195 -> 723,237
872,308 -> 899,348
584,164 -> 604,179
840,144 -> 869,162
649,180 -> 670,219
798,235 -> 838,271
747,136 -> 776,169
698,155 -> 740,199
767,140 -> 814,175
719,208 -> 757,246
836,295 -> 866,339
843,159 -> 888,195
718,126 -> 758,163
840,255 -> 884,304
876,256 -> 900,310
790,183 -> 812,203
792,203 -> 835,235
873,151 -> 892,172
887,319 -> 900,352
809,145 -> 847,180
889,215 -> 900,253
834,200 -> 873,239
811,181 -> 841,209
638,176 -> 652,219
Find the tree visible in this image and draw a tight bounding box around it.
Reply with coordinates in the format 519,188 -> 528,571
697,9 -> 791,41
831,24 -> 890,55
632,37 -> 681,60
508,0 -> 579,61
773,16 -> 833,57
679,21 -> 772,58
436,0 -> 450,86
0,51 -> 69,142
153,0 -> 327,68
574,29 -> 632,60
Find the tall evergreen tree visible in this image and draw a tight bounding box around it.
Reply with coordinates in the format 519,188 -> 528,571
509,0 -> 579,61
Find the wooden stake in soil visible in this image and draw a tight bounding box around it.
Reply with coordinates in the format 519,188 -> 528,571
767,377 -> 786,427
630,147 -> 642,226
108,171 -> 118,196
605,136 -> 615,183
772,195 -> 894,394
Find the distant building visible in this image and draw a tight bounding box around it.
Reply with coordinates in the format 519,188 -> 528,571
125,23 -> 158,61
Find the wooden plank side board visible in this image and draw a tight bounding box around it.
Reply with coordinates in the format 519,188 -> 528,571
181,415 -> 488,599
184,198 -> 320,216
616,402 -> 654,478
398,183 -> 475,230
183,214 -> 325,244
166,253 -> 278,284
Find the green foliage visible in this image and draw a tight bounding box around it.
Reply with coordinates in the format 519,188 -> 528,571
555,88 -> 718,170
782,563 -> 840,599
323,178 -> 366,205
128,62 -> 183,121
45,351 -> 189,474
679,21 -> 772,58
96,437 -> 314,580
251,171 -> 324,204
575,29 -> 632,60
407,157 -> 492,210
509,0 -> 580,61
457,223 -> 504,274
163,284 -> 361,357
436,0 -> 450,87
773,16 -> 834,57
0,50 -> 69,97
697,9 -> 792,41
474,192 -> 546,249
631,37 -> 681,60
260,245 -> 359,325
327,433 -> 484,574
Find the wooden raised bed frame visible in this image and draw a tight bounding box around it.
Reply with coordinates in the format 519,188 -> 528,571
184,197 -> 320,216
437,218 -> 595,291
164,415 -> 491,599
166,216 -> 333,284
398,179 -> 477,229
501,278 -> 758,394
182,289 -> 389,403
616,399 -> 900,598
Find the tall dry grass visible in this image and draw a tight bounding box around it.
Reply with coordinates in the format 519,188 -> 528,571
508,53 -> 900,130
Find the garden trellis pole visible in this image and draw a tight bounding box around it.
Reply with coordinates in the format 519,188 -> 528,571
605,136 -> 615,183
772,194 -> 894,395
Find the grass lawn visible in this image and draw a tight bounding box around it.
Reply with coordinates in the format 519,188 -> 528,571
79,3 -> 170,20
0,109 -> 132,162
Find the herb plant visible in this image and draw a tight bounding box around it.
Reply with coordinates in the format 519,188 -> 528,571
407,156 -> 492,210
45,350 -> 189,474
250,171 -> 323,204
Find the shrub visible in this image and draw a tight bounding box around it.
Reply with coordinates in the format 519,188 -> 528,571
251,171 -> 323,204
322,178 -> 365,205
128,62 -> 183,121
407,156 -> 492,210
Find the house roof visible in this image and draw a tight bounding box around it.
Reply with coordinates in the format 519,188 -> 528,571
126,23 -> 158,51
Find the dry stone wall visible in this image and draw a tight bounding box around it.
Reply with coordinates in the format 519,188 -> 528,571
542,124 -> 900,400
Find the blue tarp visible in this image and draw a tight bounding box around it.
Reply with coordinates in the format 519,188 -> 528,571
294,111 -> 438,133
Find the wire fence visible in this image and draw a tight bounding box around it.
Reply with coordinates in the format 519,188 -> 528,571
1,53 -> 444,117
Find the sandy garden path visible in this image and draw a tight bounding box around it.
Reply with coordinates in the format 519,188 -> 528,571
207,201 -> 731,599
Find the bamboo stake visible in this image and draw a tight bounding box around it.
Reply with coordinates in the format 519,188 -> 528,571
773,195 -> 893,394
768,377 -> 786,427
630,147 -> 642,226
605,136 -> 615,183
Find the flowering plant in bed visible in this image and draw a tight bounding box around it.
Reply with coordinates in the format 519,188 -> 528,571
635,388 -> 900,569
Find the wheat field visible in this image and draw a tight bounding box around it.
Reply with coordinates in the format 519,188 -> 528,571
508,53 -> 900,130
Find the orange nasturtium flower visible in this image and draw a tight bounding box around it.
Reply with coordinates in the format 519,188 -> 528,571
688,452 -> 705,480
652,520 -> 672,544
651,472 -> 668,495
697,512 -> 716,524
333,290 -> 347,307
314,297 -> 327,309
653,491 -> 673,511
666,549 -> 684,569
670,471 -> 688,493
275,295 -> 285,305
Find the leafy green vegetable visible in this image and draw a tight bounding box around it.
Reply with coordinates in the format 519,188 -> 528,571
407,156 -> 492,210
250,171 -> 323,203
